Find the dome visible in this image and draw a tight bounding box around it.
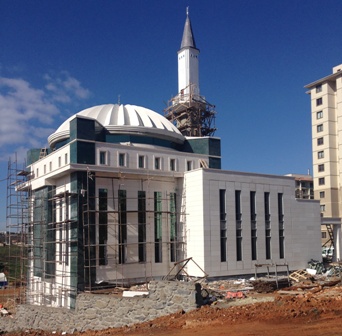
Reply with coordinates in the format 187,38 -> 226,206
48,104 -> 184,147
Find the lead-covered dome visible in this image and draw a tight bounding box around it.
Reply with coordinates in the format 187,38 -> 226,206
48,104 -> 184,147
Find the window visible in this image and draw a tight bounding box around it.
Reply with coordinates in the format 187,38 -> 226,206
316,111 -> 323,119
118,189 -> 127,264
320,191 -> 325,198
65,153 -> 68,165
155,157 -> 161,170
318,151 -> 324,159
187,160 -> 193,171
49,161 -> 52,172
318,164 -> 325,172
36,168 -> 39,178
99,151 -> 107,165
154,191 -> 162,263
170,159 -> 176,171
58,156 -> 61,168
317,137 -> 324,145
316,84 -> 322,93
44,165 -> 46,174
264,192 -> 271,260
316,98 -> 322,106
119,153 -> 126,167
169,193 -> 177,262
250,191 -> 257,261
138,155 -> 145,168
235,190 -> 242,261
138,191 -> 146,262
322,232 -> 327,239
318,177 -> 325,185
220,189 -> 227,262
278,193 -> 284,259
320,204 -> 325,212
317,124 -> 323,132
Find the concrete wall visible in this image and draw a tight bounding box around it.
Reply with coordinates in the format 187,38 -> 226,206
0,281 -> 197,333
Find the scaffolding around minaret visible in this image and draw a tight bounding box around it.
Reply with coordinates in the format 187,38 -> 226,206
164,83 -> 216,137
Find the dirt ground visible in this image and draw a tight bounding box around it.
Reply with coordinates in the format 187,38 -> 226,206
3,284 -> 342,336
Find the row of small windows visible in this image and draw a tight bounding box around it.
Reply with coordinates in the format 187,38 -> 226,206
99,151 -> 195,172
36,153 -> 68,178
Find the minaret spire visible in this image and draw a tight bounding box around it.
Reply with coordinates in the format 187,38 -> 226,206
180,7 -> 197,50
164,8 -> 216,138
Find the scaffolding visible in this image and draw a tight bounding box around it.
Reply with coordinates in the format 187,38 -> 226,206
2,155 -> 30,308
4,166 -> 187,308
81,175 -> 187,292
164,84 -> 216,137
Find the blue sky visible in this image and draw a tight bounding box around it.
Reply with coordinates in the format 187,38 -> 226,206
1,0 -> 342,230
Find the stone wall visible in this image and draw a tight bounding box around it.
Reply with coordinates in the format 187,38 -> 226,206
0,281 -> 197,333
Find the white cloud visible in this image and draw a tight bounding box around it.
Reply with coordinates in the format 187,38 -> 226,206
44,71 -> 91,102
0,72 -> 91,161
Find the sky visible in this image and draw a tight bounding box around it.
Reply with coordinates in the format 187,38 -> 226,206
1,0 -> 342,230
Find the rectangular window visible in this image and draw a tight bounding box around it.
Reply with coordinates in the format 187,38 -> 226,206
36,168 -> 39,177
49,161 -> 52,172
219,189 -> 227,262
138,155 -> 145,168
187,161 -> 193,171
154,191 -> 162,262
322,232 -> 327,239
316,111 -> 323,119
235,190 -> 242,261
44,165 -> 46,174
318,151 -> 324,159
320,191 -> 325,198
155,157 -> 161,170
318,164 -> 325,172
65,153 -> 68,165
250,191 -> 257,261
58,156 -> 61,168
319,177 -> 325,185
316,97 -> 322,106
169,192 -> 177,262
317,137 -> 324,145
99,151 -> 107,165
119,153 -> 126,167
264,192 -> 271,260
118,189 -> 127,264
99,189 -> 108,265
138,191 -> 146,262
317,124 -> 323,132
278,193 -> 284,259
316,84 -> 322,93
320,204 -> 325,212
170,159 -> 176,171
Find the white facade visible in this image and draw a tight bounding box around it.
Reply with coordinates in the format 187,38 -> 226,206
305,64 -> 342,260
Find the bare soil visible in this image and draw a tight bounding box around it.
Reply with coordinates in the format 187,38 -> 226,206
3,285 -> 342,336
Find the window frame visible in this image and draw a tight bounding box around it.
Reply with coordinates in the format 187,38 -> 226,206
316,111 -> 323,119
316,97 -> 323,106
318,177 -> 325,185
318,164 -> 325,172
118,153 -> 126,167
99,151 -> 107,165
138,155 -> 145,169
317,124 -> 323,132
154,157 -> 161,170
317,137 -> 324,146
318,151 -> 324,159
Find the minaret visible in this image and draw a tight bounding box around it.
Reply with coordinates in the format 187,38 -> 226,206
178,7 -> 200,97
164,8 -> 216,137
